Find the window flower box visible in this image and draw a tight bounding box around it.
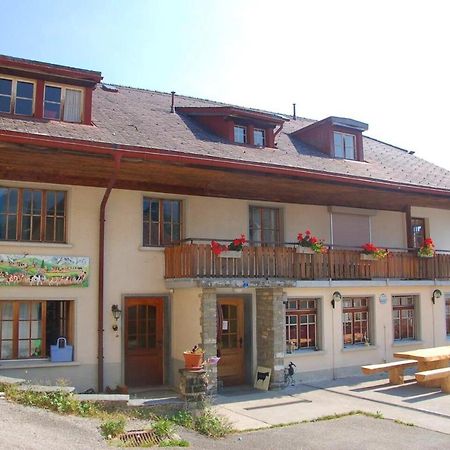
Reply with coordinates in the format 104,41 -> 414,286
296,246 -> 316,254
219,250 -> 242,258
360,254 -> 378,261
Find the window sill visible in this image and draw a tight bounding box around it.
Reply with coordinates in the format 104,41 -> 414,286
392,339 -> 424,347
0,359 -> 79,370
138,246 -> 165,252
342,344 -> 377,353
286,349 -> 325,357
0,241 -> 73,249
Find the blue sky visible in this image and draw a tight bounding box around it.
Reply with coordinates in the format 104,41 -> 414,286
2,0 -> 450,170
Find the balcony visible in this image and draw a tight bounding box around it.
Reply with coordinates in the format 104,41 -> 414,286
164,240 -> 450,283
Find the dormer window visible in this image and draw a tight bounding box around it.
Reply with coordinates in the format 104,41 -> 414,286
254,128 -> 265,147
234,125 -> 247,144
44,85 -> 83,123
0,77 -> 34,116
334,131 -> 356,160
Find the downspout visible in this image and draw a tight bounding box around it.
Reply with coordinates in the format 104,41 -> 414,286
98,151 -> 122,392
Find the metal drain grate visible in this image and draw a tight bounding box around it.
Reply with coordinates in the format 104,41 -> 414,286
117,429 -> 163,447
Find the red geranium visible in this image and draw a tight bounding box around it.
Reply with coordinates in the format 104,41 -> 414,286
211,234 -> 247,255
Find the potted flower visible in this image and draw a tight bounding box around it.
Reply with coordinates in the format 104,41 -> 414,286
297,230 -> 327,254
361,243 -> 389,260
211,234 -> 246,258
418,238 -> 435,258
183,345 -> 204,369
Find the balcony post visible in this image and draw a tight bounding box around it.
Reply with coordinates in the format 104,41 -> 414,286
200,288 -> 218,393
255,288 -> 286,389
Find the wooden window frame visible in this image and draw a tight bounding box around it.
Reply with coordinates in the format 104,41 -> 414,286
285,298 -> 318,351
0,187 -> 67,243
333,131 -> 356,160
392,295 -> 416,341
342,297 -> 370,346
43,83 -> 84,123
0,76 -> 36,117
411,217 -> 426,249
142,197 -> 183,247
249,205 -> 282,246
0,300 -> 73,360
234,125 -> 247,144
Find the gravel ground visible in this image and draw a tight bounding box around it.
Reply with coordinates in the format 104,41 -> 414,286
1,398 -> 449,450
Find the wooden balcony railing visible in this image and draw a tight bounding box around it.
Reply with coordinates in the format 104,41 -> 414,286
165,243 -> 450,281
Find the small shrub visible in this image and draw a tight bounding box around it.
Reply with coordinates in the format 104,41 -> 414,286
99,417 -> 126,439
193,409 -> 232,438
170,410 -> 194,428
152,418 -> 175,440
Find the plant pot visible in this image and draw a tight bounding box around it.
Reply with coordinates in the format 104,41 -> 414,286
360,254 -> 378,261
219,251 -> 242,258
183,351 -> 203,369
296,246 -> 316,254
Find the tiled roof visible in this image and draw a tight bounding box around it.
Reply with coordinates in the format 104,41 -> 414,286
0,84 -> 449,191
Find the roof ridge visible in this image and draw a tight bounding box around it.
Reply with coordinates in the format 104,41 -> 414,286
100,81 -> 313,122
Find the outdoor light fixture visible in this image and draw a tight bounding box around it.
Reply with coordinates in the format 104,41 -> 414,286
432,289 -> 442,305
331,291 -> 342,309
111,304 -> 122,331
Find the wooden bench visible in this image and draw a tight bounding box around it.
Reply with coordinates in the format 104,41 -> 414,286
415,367 -> 450,393
361,360 -> 417,384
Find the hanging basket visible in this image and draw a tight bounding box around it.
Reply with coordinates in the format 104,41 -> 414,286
183,351 -> 203,369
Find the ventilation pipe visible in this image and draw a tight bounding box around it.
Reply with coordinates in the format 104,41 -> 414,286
170,91 -> 176,113
293,103 -> 296,120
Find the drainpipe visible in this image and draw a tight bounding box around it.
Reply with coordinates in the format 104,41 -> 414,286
98,151 -> 122,392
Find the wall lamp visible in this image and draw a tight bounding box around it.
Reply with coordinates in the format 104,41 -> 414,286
432,289 -> 442,305
331,291 -> 342,309
111,304 -> 122,331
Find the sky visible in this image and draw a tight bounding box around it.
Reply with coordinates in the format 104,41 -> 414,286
1,0 -> 449,169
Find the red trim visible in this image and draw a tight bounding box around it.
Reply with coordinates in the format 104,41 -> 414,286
35,80 -> 44,118
0,129 -> 449,198
84,88 -> 93,125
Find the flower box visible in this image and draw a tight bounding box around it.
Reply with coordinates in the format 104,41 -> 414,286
296,246 -> 316,254
219,250 -> 242,258
418,254 -> 434,258
360,254 -> 378,261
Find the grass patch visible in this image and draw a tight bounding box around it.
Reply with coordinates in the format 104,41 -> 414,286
99,417 -> 126,439
394,419 -> 415,427
306,410 -> 384,423
159,438 -> 190,447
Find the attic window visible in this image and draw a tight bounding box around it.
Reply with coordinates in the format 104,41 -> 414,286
0,77 -> 34,116
44,85 -> 82,123
334,131 -> 356,160
234,125 -> 247,144
254,128 -> 265,147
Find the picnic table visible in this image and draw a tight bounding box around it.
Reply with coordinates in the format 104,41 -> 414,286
394,346 -> 450,387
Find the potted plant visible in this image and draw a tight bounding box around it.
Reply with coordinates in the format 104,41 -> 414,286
418,238 -> 435,258
296,230 -> 327,254
360,243 -> 389,260
211,234 -> 246,258
183,345 -> 204,369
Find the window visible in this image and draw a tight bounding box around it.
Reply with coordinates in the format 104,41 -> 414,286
411,218 -> 426,248
143,198 -> 182,246
0,300 -> 73,360
0,187 -> 66,242
44,85 -> 82,123
393,295 -> 416,340
249,206 -> 281,246
0,77 -> 34,116
343,297 -> 370,346
234,125 -> 247,144
334,131 -> 356,160
446,296 -> 450,337
254,128 -> 265,146
286,298 -> 318,351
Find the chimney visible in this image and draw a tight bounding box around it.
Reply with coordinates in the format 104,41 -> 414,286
170,91 -> 176,113
292,103 -> 296,120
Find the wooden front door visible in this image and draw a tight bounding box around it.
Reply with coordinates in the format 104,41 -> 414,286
217,298 -> 245,386
125,297 -> 163,387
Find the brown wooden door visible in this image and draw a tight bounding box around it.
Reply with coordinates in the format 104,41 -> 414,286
125,297 -> 163,387
217,298 -> 245,386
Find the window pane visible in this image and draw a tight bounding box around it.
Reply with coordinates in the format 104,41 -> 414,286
143,199 -> 150,221
15,98 -> 33,115
63,89 -> 82,123
344,135 -> 355,159
45,86 -> 61,102
33,191 -> 42,213
22,190 -> 32,214
8,189 -> 18,213
0,96 -> 11,113
163,201 -> 172,222
44,101 -> 61,119
19,321 -> 30,339
55,217 -> 65,241
1,303 -> 13,320
32,216 -> 41,240
0,189 -> 7,213
150,201 -> 159,222
56,192 -> 65,215
17,81 -> 33,99
18,340 -> 30,358
46,191 -> 55,214
0,215 -> 5,239
1,341 -> 13,359
334,132 -> 344,158
234,126 -> 246,143
254,129 -> 265,146
0,78 -> 12,95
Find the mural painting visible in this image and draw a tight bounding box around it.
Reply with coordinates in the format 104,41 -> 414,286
0,254 -> 89,287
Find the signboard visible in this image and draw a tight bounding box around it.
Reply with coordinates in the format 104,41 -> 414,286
0,254 -> 89,287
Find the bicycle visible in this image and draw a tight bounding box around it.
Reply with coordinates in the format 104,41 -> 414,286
284,361 -> 296,386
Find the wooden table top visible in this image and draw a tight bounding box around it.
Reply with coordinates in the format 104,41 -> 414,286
394,346 -> 450,362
